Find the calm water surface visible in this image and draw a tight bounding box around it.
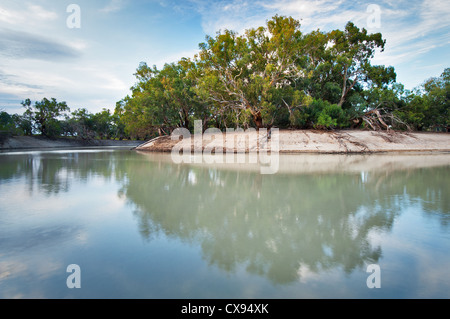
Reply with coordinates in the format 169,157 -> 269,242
0,148 -> 449,298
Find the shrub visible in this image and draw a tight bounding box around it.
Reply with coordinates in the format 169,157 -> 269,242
308,99 -> 348,129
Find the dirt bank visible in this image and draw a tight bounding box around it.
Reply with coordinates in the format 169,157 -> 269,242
135,129 -> 450,154
0,135 -> 142,150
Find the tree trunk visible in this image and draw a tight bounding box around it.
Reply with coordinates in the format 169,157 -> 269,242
245,101 -> 263,128
252,112 -> 263,129
338,68 -> 348,107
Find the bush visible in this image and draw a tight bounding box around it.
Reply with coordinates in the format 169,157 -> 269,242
316,112 -> 337,129
276,98 -> 353,129
316,103 -> 348,129
289,109 -> 309,128
0,111 -> 33,136
44,119 -> 64,138
0,111 -> 14,132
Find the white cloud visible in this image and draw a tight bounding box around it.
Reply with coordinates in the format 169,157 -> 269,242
191,0 -> 370,35
0,3 -> 58,26
151,48 -> 201,68
188,0 -> 449,89
100,0 -> 126,13
1,0 -> 448,113
28,4 -> 58,21
261,0 -> 344,21
189,0 -> 269,35
0,6 -> 18,25
369,0 -> 450,70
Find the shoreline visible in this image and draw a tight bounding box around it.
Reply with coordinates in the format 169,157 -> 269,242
1,131 -> 449,154
0,135 -> 142,151
134,129 -> 450,154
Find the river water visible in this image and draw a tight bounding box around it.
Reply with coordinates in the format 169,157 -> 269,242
0,148 -> 449,298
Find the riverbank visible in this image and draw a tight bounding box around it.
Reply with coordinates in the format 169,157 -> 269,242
0,135 -> 142,150
135,129 -> 450,154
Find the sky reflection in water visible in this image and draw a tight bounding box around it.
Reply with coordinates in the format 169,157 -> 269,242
0,150 -> 449,298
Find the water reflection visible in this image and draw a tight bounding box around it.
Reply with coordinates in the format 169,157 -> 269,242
0,150 -> 127,196
125,152 -> 449,284
0,150 -> 448,288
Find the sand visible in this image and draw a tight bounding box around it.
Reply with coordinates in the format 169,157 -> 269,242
134,129 -> 450,154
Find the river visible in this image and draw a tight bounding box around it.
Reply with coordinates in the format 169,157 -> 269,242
0,148 -> 449,298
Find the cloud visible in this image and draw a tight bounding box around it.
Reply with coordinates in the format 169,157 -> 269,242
0,70 -> 43,101
189,0 -> 370,35
189,0 -> 449,76
0,28 -> 82,61
0,3 -> 58,26
368,0 -> 450,68
1,0 -> 448,113
187,0 -> 269,35
99,0 -> 126,13
28,4 -> 58,21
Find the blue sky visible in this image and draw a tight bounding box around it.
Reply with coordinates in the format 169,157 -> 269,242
0,0 -> 449,114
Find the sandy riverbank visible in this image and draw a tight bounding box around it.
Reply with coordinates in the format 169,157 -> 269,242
0,135 -> 142,150
135,129 -> 450,154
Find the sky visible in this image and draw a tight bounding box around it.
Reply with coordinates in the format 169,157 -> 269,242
0,0 -> 449,114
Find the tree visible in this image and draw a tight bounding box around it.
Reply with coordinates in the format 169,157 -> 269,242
399,68 -> 449,131
12,113 -> 33,136
326,22 -> 395,107
195,15 -> 305,128
117,16 -> 448,133
22,98 -> 70,137
0,111 -> 14,132
354,83 -> 411,131
69,108 -> 95,139
421,68 -> 449,131
113,101 -> 128,140
119,59 -> 205,138
92,109 -> 114,139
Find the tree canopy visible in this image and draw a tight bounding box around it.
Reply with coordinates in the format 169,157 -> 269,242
116,15 -> 447,134
1,16 -> 448,139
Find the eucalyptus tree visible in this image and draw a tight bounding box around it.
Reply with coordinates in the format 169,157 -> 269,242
117,60 -> 205,138
117,16 -> 448,132
326,22 -> 396,107
22,98 -> 69,137
0,111 -> 14,132
398,68 -> 449,131
195,15 -> 306,128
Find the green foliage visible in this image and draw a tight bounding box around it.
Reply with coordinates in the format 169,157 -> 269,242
319,104 -> 348,129
118,15 -> 401,132
117,59 -> 206,139
394,69 -> 449,131
307,99 -> 347,129
65,108 -> 119,140
316,112 -> 336,129
22,98 -> 69,137
9,98 -> 122,140
15,114 -> 33,136
0,111 -> 14,132
287,98 -> 348,129
9,17 -> 447,136
195,15 -> 304,128
0,111 -> 34,136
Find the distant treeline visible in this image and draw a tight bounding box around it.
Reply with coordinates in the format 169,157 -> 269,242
1,16 -> 448,140
0,99 -> 125,140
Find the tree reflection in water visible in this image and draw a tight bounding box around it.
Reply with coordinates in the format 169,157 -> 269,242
1,150 -> 448,285
121,152 -> 449,285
